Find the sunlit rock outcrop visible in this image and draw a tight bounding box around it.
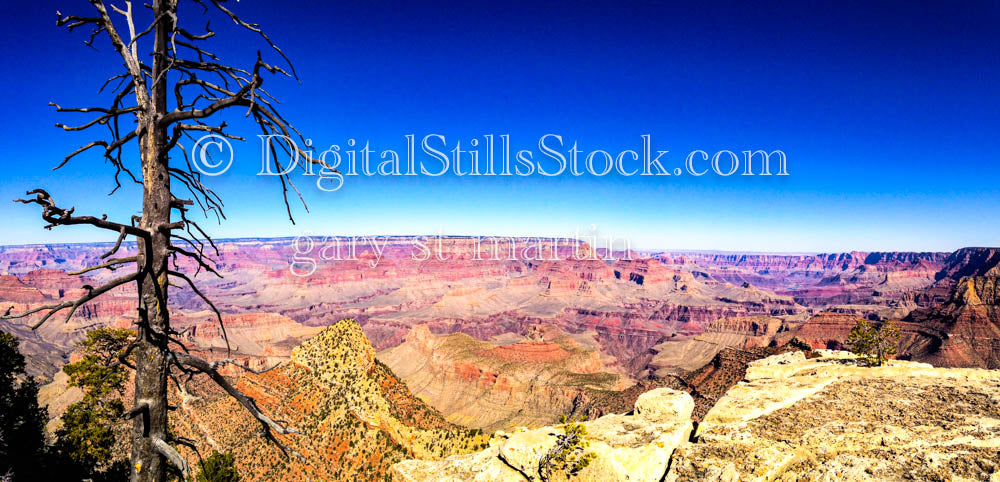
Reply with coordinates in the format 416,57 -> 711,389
391,388 -> 694,481
667,350 -> 1000,481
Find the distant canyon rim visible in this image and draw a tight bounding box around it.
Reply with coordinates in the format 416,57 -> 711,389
2,237 -> 998,433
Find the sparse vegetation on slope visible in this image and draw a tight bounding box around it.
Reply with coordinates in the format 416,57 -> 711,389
171,319 -> 489,481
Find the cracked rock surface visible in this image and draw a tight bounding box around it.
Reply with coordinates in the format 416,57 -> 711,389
667,350 -> 1000,481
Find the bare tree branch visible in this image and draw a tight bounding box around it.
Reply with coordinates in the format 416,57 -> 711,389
68,256 -> 138,275
172,352 -> 303,461
123,401 -> 150,421
15,189 -> 149,237
102,226 -> 130,259
167,270 -> 229,353
203,358 -> 280,375
85,0 -> 149,102
152,437 -> 190,480
1,270 -> 141,329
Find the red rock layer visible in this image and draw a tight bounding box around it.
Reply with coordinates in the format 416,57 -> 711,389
482,342 -> 571,363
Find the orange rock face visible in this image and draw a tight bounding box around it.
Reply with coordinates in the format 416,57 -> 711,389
781,249 -> 1000,370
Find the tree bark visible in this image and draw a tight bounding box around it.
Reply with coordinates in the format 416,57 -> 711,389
131,1 -> 173,480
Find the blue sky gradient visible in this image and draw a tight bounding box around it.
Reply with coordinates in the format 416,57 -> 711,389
1,0 -> 997,251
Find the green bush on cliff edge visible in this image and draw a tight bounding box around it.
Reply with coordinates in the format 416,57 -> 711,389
846,319 -> 901,367
538,415 -> 596,481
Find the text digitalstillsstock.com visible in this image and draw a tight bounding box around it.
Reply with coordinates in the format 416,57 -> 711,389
191,133 -> 789,191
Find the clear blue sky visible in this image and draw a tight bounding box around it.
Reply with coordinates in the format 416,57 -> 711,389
1,0 -> 997,252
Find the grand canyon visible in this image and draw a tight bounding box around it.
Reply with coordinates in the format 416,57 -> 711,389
2,238 -> 999,480
5,0 -> 999,480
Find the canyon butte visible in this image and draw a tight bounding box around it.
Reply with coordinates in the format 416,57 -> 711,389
2,238 -> 1000,480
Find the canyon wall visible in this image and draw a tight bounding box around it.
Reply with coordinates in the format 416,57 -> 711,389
657,250 -> 948,309
5,238 -> 1000,445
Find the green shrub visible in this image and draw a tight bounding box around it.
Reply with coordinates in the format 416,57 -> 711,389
55,328 -> 134,476
786,336 -> 812,352
846,319 -> 900,367
537,415 -> 596,481
197,451 -> 239,482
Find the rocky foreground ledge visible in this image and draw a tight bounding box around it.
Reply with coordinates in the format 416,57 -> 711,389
392,350 -> 1000,481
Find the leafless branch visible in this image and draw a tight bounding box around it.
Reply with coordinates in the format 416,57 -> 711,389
68,256 -> 138,275
15,189 -> 149,237
152,437 -> 190,480
123,401 -> 150,421
1,270 -> 141,329
171,352 -> 303,461
204,358 -> 280,375
103,226 -> 129,259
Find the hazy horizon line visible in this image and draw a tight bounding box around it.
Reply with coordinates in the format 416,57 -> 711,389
0,235 -> 984,256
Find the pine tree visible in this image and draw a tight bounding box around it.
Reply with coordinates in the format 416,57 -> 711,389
54,328 -> 135,480
0,331 -> 49,479
846,319 -> 901,367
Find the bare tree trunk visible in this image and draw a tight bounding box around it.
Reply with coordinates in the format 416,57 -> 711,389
131,2 -> 173,480
6,2 -> 320,479
130,138 -> 171,481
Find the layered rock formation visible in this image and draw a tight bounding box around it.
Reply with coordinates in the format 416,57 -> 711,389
912,247 -> 1000,306
785,248 -> 1000,369
657,250 -> 948,309
352,253 -> 802,377
902,274 -> 1000,368
935,248 -> 1000,282
378,324 -> 629,431
0,238 -> 805,382
172,312 -> 324,362
6,238 -> 1000,455
569,345 -> 787,423
0,267 -> 137,381
1,238 -> 809,379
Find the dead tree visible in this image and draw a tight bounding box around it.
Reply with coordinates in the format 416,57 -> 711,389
1,1 -> 332,480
